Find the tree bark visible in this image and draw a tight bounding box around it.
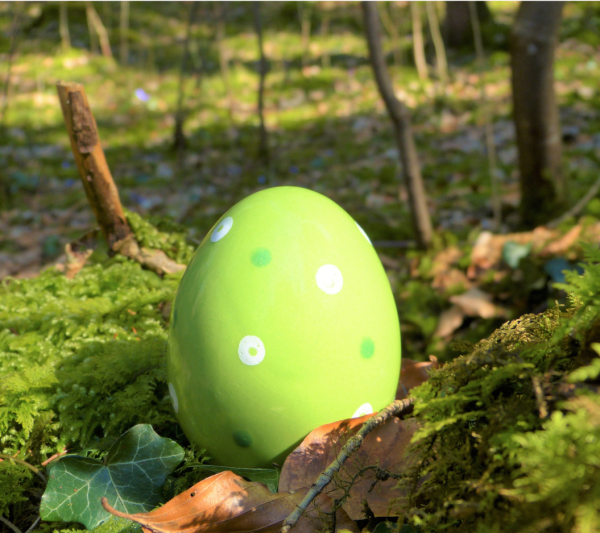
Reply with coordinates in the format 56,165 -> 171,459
361,2 -> 433,249
253,1 -> 269,165
444,1 -> 492,49
511,2 -> 565,228
426,1 -> 448,84
120,0 -> 129,64
60,2 -> 71,51
410,2 -> 428,81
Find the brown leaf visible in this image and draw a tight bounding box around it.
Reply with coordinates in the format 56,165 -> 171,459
279,416 -> 419,520
434,306 -> 465,338
540,224 -> 582,256
449,288 -> 507,319
431,268 -> 471,294
102,471 -> 358,533
396,357 -> 440,400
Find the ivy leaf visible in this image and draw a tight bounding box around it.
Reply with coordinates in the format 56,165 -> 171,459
502,241 -> 532,268
40,424 -> 184,530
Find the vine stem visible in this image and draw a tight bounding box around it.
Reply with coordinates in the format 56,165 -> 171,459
0,515 -> 22,533
0,454 -> 46,483
280,397 -> 415,533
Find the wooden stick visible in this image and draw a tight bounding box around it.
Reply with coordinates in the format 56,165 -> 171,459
56,81 -> 132,250
280,398 -> 415,533
56,81 -> 185,275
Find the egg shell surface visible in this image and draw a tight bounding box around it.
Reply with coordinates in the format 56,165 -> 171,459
167,186 -> 401,468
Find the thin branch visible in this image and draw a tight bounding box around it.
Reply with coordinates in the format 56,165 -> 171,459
41,448 -> 68,467
280,398 -> 415,533
0,454 -> 46,483
362,1 -> 432,249
410,2 -> 428,81
24,517 -> 40,533
546,175 -> 600,228
86,2 -> 113,59
426,1 -> 448,85
469,1 -> 501,230
0,515 -> 22,533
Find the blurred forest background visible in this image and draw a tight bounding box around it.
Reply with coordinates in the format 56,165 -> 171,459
1,0 -> 600,362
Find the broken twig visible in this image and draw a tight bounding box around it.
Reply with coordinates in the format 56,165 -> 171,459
280,397 -> 415,533
56,81 -> 185,275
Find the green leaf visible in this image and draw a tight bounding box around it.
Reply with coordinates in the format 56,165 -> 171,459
502,241 -> 532,269
40,424 -> 184,530
191,465 -> 280,493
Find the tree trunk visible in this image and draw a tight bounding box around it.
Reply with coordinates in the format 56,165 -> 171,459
215,1 -> 235,122
470,1 -> 500,229
377,1 -> 402,67
86,2 -> 112,59
410,2 -> 428,81
253,1 -> 269,165
120,0 -> 129,64
321,12 -> 330,69
511,2 -> 565,228
444,1 -> 492,49
361,1 -> 433,249
173,1 -> 199,152
0,2 -> 20,133
60,2 -> 71,51
426,1 -> 448,84
299,2 -> 312,69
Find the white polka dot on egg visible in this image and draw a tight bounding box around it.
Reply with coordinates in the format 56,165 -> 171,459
238,335 -> 265,366
316,264 -> 343,295
352,403 -> 373,418
211,216 -> 233,242
168,382 -> 179,414
356,221 -> 372,245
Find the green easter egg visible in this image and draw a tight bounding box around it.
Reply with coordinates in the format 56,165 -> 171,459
167,186 -> 401,467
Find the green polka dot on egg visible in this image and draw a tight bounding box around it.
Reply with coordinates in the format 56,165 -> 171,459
360,337 -> 375,359
251,248 -> 272,267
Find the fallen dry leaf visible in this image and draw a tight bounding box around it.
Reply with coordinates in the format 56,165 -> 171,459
468,227 -> 556,277
396,357 -> 440,400
540,224 -> 582,256
450,288 -> 507,319
279,415 -> 418,520
102,471 -> 358,533
434,306 -> 465,338
432,268 -> 471,294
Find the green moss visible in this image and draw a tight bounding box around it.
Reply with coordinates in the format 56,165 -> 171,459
0,215 -> 195,532
397,245 -> 600,532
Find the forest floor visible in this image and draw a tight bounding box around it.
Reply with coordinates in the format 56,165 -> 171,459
1,1 -> 600,360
